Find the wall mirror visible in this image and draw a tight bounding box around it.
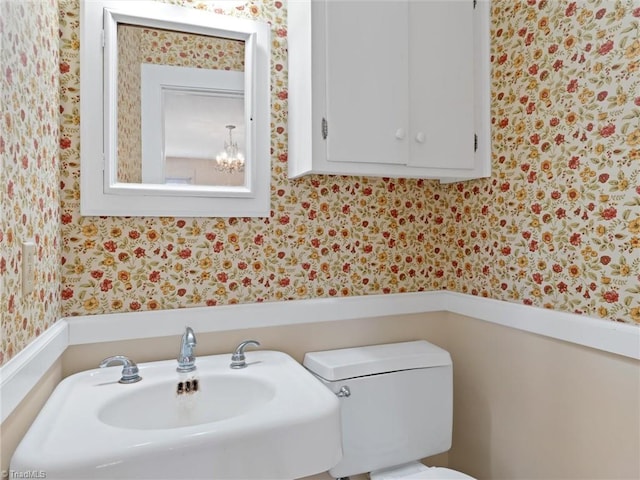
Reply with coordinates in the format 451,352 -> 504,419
80,0 -> 271,217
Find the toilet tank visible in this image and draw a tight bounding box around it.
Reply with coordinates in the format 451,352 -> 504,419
303,341 -> 453,478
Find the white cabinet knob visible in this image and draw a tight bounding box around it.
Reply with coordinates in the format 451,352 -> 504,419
415,132 -> 426,143
395,128 -> 406,140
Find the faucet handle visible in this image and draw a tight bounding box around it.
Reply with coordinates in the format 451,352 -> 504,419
230,340 -> 260,369
99,355 -> 142,384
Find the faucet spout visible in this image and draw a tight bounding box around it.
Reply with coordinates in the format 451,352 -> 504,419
177,326 -> 197,373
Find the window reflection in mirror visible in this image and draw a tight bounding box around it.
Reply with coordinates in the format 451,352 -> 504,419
116,24 -> 246,187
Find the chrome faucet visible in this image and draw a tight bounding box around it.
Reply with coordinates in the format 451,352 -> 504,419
99,355 -> 142,384
177,326 -> 197,373
230,340 -> 260,369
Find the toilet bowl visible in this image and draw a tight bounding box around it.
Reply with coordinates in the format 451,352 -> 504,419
370,461 -> 475,480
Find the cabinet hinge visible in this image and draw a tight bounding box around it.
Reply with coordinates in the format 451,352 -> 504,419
473,0 -> 477,9
321,117 -> 328,139
474,133 -> 478,152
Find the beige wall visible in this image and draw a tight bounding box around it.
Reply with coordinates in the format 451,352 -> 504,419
61,312 -> 448,376
4,313 -> 638,479
443,313 -> 639,480
0,360 -> 63,475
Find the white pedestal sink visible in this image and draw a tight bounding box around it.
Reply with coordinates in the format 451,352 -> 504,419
10,351 -> 342,479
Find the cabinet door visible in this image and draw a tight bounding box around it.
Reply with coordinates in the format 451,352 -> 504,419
323,1 -> 409,165
407,0 -> 475,171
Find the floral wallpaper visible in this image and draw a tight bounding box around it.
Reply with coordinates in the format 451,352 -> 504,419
0,0 -> 61,366
139,26 -> 245,68
443,0 -> 640,323
116,23 -> 142,183
1,0 -> 638,368
58,0 -> 449,318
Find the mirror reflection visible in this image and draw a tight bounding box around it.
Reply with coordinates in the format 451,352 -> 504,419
163,93 -> 245,186
116,24 -> 246,187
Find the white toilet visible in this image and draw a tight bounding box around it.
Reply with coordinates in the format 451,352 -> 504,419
303,340 -> 475,480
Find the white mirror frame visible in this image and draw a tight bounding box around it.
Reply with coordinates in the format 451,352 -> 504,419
80,0 -> 271,217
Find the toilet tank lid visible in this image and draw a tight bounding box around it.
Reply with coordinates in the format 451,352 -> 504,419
303,340 -> 451,381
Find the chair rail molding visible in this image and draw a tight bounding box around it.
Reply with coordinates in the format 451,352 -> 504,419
2,292 -> 638,423
1,321 -> 68,423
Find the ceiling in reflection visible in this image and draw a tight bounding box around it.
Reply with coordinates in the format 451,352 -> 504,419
164,91 -> 245,159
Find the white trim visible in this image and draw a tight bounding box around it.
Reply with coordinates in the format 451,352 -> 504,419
443,292 -> 640,360
64,291 -> 640,359
2,293 -> 638,423
65,291 -> 449,345
0,321 -> 68,423
80,0 -> 271,217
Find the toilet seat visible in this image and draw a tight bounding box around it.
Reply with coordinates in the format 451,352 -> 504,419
370,462 -> 476,480
408,467 -> 475,480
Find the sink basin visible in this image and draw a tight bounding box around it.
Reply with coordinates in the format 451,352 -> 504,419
11,351 -> 342,479
99,375 -> 276,430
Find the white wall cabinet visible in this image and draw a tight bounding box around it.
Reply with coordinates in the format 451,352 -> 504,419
288,0 -> 491,181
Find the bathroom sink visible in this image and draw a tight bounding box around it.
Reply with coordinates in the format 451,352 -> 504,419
98,375 -> 275,430
10,351 -> 342,479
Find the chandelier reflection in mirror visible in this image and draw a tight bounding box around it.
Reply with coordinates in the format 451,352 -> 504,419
215,124 -> 245,174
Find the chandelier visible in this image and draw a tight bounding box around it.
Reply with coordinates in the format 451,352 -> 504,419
215,124 -> 245,174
